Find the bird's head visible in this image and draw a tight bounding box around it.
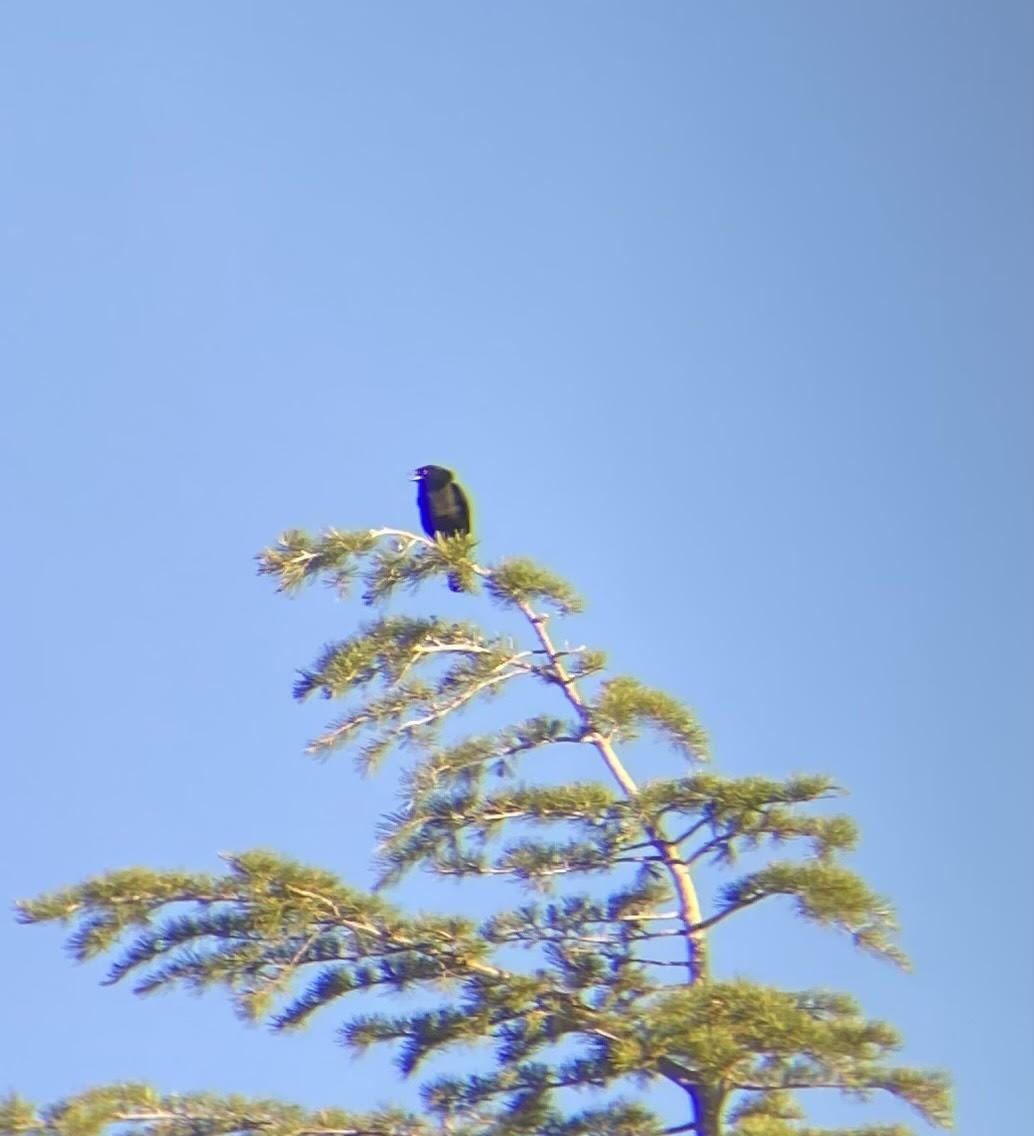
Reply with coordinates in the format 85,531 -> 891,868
411,465 -> 454,488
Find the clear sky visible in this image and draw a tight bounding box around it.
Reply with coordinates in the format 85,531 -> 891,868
1,3 -> 1030,1132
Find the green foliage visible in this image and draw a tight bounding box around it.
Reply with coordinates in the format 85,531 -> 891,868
18,851 -> 487,1028
0,1089 -> 430,1136
483,557 -> 585,615
592,675 -> 710,759
6,528 -> 952,1136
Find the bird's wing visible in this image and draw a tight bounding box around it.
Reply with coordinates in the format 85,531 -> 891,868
451,483 -> 472,536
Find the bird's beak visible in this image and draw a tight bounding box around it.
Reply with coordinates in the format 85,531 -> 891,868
409,470 -> 421,481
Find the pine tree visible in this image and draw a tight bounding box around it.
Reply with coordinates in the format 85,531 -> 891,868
3,526 -> 952,1136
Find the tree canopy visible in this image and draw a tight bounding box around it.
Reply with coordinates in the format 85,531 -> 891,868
4,527 -> 952,1136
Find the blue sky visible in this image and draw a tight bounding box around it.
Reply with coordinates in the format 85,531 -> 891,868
1,3 -> 1030,1131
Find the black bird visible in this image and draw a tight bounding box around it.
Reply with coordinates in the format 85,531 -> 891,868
412,465 -> 471,592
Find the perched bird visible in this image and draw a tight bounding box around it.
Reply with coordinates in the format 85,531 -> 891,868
411,465 -> 471,592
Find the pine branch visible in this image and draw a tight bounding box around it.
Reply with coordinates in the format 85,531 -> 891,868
709,863 -> 908,967
0,1088 -> 432,1136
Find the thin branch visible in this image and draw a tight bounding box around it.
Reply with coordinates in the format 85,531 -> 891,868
691,895 -> 767,934
670,816 -> 713,847
684,834 -> 736,868
395,667 -> 526,735
93,1115 -> 407,1136
367,527 -> 437,547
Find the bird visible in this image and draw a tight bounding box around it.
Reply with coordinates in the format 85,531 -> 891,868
411,465 -> 471,592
